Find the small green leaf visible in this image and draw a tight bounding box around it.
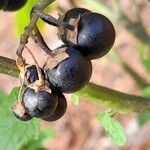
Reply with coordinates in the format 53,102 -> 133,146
0,87 -> 40,150
23,128 -> 55,150
71,95 -> 80,105
96,112 -> 126,145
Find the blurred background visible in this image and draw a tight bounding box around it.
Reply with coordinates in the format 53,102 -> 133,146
0,0 -> 150,149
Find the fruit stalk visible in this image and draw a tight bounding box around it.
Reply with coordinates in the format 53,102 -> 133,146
34,9 -> 74,30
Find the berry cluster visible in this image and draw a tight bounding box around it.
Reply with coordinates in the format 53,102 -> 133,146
13,8 -> 115,122
13,65 -> 67,121
0,0 -> 27,11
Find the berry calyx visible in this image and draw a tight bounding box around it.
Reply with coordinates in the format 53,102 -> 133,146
44,46 -> 92,93
43,92 -> 67,121
12,101 -> 32,121
22,86 -> 58,118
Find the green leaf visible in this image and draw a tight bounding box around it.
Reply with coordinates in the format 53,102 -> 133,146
23,128 -> 55,150
71,95 -> 80,105
15,0 -> 38,35
15,0 -> 56,36
0,87 -> 40,150
96,112 -> 126,145
0,89 -> 7,105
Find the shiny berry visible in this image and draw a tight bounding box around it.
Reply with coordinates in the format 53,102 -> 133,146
12,101 -> 32,121
60,9 -> 115,60
43,92 -> 67,121
4,0 -> 27,11
22,87 -> 58,118
77,12 -> 115,59
45,46 -> 92,93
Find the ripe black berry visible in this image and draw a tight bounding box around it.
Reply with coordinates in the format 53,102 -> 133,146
12,101 -> 32,121
45,46 -> 92,93
77,13 -> 115,59
22,87 -> 58,118
60,9 -> 115,59
0,0 -> 8,9
4,0 -> 27,11
43,92 -> 67,121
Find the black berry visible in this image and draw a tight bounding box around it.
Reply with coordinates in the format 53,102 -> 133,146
43,92 -> 67,121
60,9 -> 115,60
22,87 -> 58,118
4,0 -> 27,11
45,46 -> 92,93
77,12 -> 115,59
12,101 -> 32,121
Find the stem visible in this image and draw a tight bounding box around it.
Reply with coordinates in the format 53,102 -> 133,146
0,56 -> 19,78
16,0 -> 55,58
31,26 -> 52,55
34,9 -> 74,30
34,10 -> 74,30
75,83 -> 150,113
0,56 -> 150,113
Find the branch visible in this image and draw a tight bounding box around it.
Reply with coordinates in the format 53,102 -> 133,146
0,56 -> 19,78
75,83 -> 150,113
0,56 -> 150,113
